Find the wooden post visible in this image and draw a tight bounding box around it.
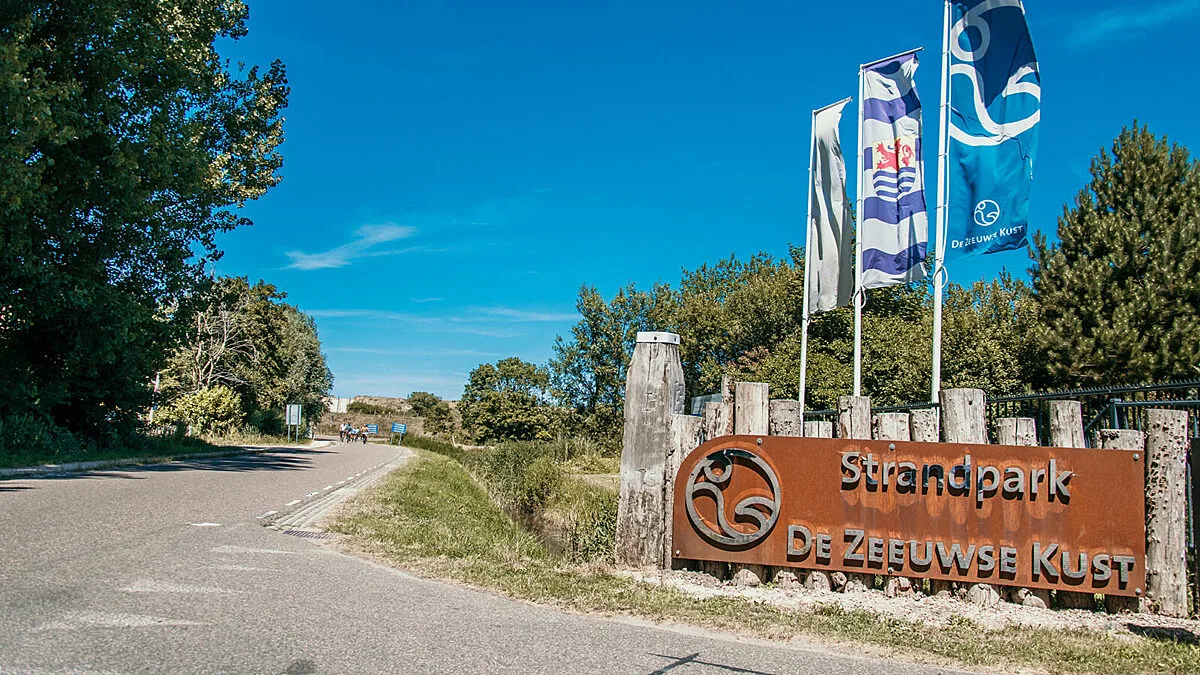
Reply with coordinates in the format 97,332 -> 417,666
732,382 -> 770,583
805,420 -> 834,438
872,413 -> 910,442
720,374 -> 736,436
663,414 -> 703,569
939,388 -> 986,443
1049,399 -> 1085,450
837,395 -> 871,591
1145,409 -> 1189,617
616,332 -> 685,568
937,388 -> 986,600
769,399 -> 803,437
804,414 -> 834,590
997,418 -> 1037,446
910,408 -> 939,443
703,402 -> 724,441
998,416 -> 1052,609
1046,400 -> 1094,609
837,396 -> 871,440
735,382 -> 769,435
873,412 -> 913,597
1096,428 -> 1145,614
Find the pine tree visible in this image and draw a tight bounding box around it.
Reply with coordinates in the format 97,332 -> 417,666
1031,124 -> 1200,387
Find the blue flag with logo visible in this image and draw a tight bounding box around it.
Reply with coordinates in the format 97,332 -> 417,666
946,0 -> 1040,260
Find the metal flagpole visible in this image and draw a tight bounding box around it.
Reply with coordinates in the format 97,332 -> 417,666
852,66 -> 866,398
799,108 -> 816,420
931,0 -> 952,403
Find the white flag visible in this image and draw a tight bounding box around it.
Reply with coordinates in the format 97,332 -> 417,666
808,99 -> 853,314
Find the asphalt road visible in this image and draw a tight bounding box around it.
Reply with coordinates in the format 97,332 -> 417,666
0,442 -> 965,674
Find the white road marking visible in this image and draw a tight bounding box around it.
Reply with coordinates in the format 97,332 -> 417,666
322,485 -> 334,490
189,522 -> 221,527
306,492 -> 319,497
255,510 -> 278,519
285,499 -> 302,506
34,611 -> 205,630
123,579 -> 238,594
210,545 -> 300,555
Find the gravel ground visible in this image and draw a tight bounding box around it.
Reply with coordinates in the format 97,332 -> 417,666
625,569 -> 1200,639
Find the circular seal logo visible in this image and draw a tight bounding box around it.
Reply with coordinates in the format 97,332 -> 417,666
684,447 -> 781,547
973,199 -> 1001,227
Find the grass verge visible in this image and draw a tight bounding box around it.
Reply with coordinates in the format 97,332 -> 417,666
332,450 -> 1200,674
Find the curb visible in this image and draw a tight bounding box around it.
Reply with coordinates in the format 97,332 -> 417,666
0,440 -> 333,480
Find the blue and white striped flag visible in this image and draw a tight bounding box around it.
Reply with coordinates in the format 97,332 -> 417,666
860,53 -> 928,288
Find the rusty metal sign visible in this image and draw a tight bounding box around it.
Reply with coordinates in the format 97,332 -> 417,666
673,436 -> 1147,596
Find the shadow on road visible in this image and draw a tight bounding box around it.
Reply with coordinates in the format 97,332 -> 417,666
0,447 -> 341,490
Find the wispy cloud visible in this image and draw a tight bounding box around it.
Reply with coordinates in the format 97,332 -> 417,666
479,306 -> 578,322
329,347 -> 503,357
285,223 -> 417,270
1068,1 -> 1200,49
304,308 -> 527,338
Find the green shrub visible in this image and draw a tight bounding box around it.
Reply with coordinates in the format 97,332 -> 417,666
157,386 -> 244,435
517,455 -> 562,513
564,488 -> 618,563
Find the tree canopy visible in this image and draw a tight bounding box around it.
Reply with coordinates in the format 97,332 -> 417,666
0,1 -> 288,442
1031,124 -> 1200,386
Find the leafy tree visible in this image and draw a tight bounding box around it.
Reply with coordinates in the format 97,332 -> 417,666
460,358 -> 553,442
0,1 -> 288,441
549,282 -> 674,444
161,277 -> 332,433
408,391 -> 442,417
423,401 -> 455,436
1031,124 -> 1200,386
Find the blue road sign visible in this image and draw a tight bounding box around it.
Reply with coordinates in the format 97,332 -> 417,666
391,422 -> 406,434
366,424 -> 378,435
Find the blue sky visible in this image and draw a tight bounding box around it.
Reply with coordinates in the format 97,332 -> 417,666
216,0 -> 1200,399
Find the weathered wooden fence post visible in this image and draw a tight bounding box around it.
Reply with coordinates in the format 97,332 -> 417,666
1049,399 -> 1086,450
615,332 -> 685,568
662,413 -> 703,569
910,408 -> 939,443
703,402 -> 724,441
938,388 -> 992,602
720,374 -> 737,436
1046,401 -> 1094,610
805,420 -> 834,438
837,395 -> 872,592
729,382 -> 770,586
998,416 -> 1051,609
735,382 -> 769,435
1145,409 -> 1189,617
1095,428 -> 1146,614
997,417 -> 1037,446
769,399 -> 803,437
873,412 -> 915,597
837,395 -> 871,441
